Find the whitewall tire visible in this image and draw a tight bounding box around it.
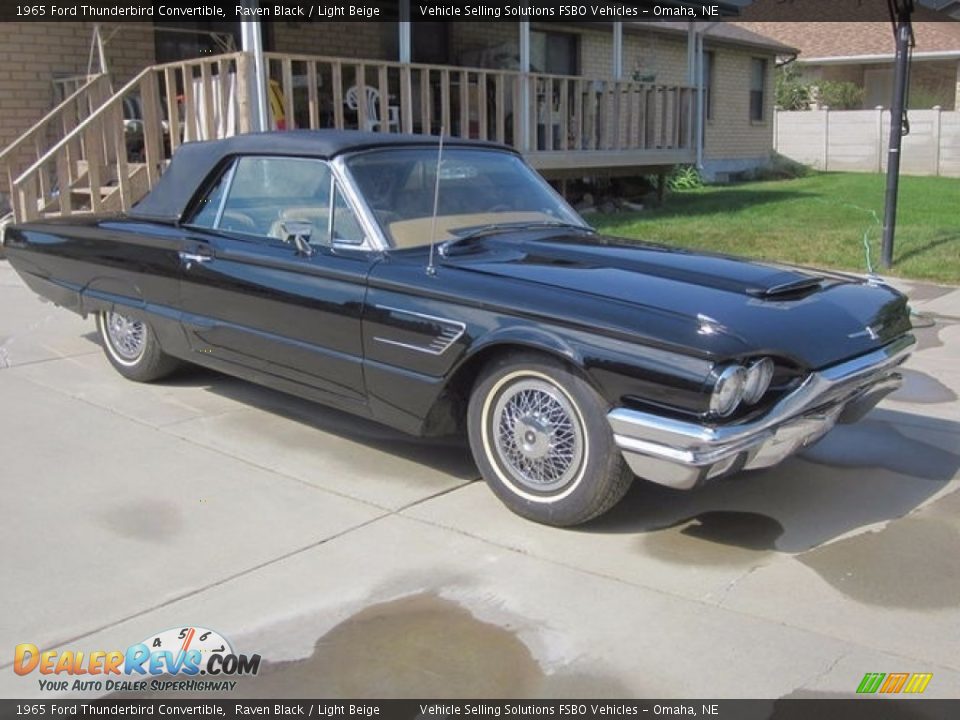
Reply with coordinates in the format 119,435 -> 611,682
467,352 -> 633,526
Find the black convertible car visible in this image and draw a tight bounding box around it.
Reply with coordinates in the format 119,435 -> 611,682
4,131 -> 915,526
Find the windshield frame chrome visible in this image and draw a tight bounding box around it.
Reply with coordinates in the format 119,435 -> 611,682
337,146 -> 591,252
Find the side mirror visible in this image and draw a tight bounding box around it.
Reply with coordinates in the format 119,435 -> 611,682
281,220 -> 317,256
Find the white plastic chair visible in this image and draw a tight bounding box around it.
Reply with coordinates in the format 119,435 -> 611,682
345,85 -> 400,133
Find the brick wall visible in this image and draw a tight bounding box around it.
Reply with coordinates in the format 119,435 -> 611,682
269,21 -> 395,60
0,21 -> 154,205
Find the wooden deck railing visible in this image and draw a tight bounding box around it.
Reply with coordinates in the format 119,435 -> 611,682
0,73 -> 111,214
11,53 -> 249,222
8,50 -> 694,222
262,53 -> 694,155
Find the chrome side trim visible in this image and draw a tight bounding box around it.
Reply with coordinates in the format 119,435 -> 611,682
212,158 -> 238,228
373,305 -> 466,356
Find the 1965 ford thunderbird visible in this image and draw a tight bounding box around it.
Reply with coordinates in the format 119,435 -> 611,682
4,131 -> 915,526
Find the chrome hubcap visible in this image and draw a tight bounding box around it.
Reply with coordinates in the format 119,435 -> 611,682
493,379 -> 584,492
105,311 -> 146,361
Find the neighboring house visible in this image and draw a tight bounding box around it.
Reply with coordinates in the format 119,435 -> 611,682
735,3 -> 960,110
0,18 -> 794,219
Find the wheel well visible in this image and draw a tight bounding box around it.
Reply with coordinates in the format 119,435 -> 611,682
421,343 -> 581,436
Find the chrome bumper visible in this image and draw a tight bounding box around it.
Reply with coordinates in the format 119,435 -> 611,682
608,335 -> 915,490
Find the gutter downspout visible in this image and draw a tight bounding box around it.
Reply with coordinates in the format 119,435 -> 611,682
695,22 -> 719,171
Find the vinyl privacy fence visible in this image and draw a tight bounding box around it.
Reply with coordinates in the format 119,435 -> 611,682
774,108 -> 960,177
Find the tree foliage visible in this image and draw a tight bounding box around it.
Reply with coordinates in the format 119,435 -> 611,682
816,81 -> 865,110
775,64 -> 812,111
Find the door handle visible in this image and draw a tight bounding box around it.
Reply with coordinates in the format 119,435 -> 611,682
179,251 -> 213,267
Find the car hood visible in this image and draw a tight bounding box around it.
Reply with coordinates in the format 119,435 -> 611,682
443,233 -> 912,369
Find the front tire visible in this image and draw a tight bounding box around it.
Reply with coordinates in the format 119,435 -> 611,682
467,353 -> 633,526
96,310 -> 181,382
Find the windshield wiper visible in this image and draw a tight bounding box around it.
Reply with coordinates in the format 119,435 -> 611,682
440,220 -> 595,255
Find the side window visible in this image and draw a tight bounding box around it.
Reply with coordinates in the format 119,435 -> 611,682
186,156 -> 366,248
223,157 -> 331,239
332,183 -> 364,245
188,167 -> 230,228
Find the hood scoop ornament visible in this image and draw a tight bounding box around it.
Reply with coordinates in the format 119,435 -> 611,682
747,277 -> 823,299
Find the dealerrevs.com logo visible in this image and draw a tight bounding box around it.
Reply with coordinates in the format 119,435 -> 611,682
14,626 -> 261,693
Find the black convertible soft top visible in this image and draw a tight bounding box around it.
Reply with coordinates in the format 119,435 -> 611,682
129,130 -> 515,223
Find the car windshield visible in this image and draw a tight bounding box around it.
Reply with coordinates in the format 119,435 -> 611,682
344,148 -> 587,249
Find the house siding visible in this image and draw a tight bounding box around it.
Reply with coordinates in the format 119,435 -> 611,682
704,46 -> 776,164
269,22 -> 394,60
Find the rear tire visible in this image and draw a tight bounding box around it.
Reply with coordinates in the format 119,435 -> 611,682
96,310 -> 181,382
467,352 -> 633,527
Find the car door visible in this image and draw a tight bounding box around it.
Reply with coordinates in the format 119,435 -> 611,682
177,155 -> 378,409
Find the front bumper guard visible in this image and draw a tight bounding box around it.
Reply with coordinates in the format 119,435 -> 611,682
608,335 -> 915,490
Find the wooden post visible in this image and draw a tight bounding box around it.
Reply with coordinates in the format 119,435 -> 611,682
400,65 -> 413,134
200,61 -> 216,139
110,101 -> 131,210
355,64 -> 367,131
458,70 -> 468,138
441,69 -> 450,134
378,64 -> 389,132
477,71 -> 488,141
141,72 -> 164,187
332,62 -> 344,129
307,61 -> 319,129
55,151 -> 72,216
495,73 -> 505,143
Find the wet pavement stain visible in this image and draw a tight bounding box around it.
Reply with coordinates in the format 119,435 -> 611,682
889,369 -> 957,404
910,315 -> 946,353
800,419 -> 960,481
116,593 -> 638,700
243,594 -> 544,698
906,283 -> 955,304
640,511 -> 784,566
798,514 -> 960,609
97,500 -> 182,543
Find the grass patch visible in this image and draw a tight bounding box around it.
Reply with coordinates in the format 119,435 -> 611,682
591,172 -> 960,284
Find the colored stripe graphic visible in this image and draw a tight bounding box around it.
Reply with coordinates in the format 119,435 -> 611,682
857,672 -> 932,694
880,673 -> 910,693
903,673 -> 933,694
857,673 -> 885,694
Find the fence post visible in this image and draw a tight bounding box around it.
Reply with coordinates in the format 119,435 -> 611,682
875,106 -> 884,173
822,107 -> 830,171
933,105 -> 942,177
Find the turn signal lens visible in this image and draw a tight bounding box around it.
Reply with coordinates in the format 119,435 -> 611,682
710,365 -> 747,417
742,358 -> 775,405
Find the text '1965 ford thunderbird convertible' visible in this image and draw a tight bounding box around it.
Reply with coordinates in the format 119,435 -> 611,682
3,131 -> 915,526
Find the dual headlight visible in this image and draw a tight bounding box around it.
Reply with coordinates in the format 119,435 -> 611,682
709,358 -> 775,417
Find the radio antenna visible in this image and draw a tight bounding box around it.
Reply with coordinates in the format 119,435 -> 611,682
426,128 -> 444,276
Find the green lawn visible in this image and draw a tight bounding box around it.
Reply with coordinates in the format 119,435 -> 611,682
590,173 -> 960,284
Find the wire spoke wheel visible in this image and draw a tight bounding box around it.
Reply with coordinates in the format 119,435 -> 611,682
491,378 -> 585,493
104,311 -> 147,362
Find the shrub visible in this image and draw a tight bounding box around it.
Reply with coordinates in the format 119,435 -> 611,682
775,65 -> 812,111
667,165 -> 704,191
816,81 -> 865,110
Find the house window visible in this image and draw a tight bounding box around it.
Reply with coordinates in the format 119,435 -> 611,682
750,58 -> 767,122
703,51 -> 715,121
531,30 -> 578,76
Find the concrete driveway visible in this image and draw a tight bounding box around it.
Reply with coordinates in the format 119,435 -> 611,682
1,258 -> 958,699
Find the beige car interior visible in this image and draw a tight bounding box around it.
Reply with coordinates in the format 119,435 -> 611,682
388,211 -> 557,249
